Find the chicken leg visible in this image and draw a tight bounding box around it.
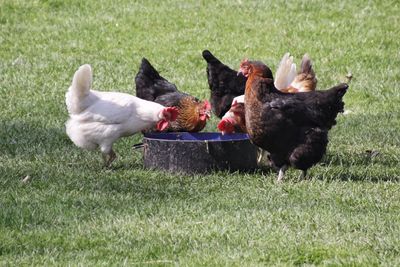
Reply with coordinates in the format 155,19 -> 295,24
277,165 -> 288,182
299,170 -> 307,180
102,149 -> 116,168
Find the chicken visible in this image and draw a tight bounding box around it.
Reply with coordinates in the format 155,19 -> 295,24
202,50 -> 247,118
217,95 -> 246,135
135,58 -> 211,132
218,53 -> 317,135
238,59 -> 348,181
65,64 -> 179,167
277,53 -> 317,93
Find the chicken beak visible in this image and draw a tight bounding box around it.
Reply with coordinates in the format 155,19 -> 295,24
156,119 -> 169,131
238,66 -> 245,76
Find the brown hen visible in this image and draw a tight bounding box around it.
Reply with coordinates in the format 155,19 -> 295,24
239,59 -> 348,181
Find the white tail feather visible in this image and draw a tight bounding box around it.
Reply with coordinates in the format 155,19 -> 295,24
65,64 -> 93,114
274,53 -> 297,90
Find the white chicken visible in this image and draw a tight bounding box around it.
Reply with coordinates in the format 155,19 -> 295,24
65,64 -> 179,167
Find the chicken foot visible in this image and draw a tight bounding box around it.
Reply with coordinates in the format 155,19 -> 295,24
277,165 -> 288,182
102,149 -> 116,168
278,168 -> 308,181
299,170 -> 307,180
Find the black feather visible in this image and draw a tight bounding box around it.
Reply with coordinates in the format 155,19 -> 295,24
202,50 -> 247,118
246,71 -> 348,174
135,58 -> 193,106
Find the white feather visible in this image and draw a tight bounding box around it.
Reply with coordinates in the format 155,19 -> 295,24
274,53 -> 297,91
65,64 -> 165,153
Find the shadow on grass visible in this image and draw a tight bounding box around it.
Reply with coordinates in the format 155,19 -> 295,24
0,119 -> 145,182
1,120 -> 398,188
0,120 -> 70,157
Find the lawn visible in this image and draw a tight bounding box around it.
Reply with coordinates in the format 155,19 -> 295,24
1,0 -> 400,265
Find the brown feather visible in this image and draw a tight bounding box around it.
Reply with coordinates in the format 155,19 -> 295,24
169,96 -> 207,132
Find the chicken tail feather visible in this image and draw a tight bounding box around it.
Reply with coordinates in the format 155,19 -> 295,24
139,58 -> 162,80
71,64 -> 92,98
288,54 -> 317,92
324,83 -> 349,118
300,54 -> 314,75
332,83 -> 349,98
66,64 -> 92,114
202,50 -> 221,64
135,58 -> 178,101
274,53 -> 296,91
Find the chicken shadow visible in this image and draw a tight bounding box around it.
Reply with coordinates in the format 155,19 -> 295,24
0,119 -> 70,157
0,119 -> 144,177
2,120 -> 397,184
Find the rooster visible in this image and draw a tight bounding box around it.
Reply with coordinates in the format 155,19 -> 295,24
218,53 -> 317,135
202,50 -> 247,118
65,64 -> 179,167
238,59 -> 348,181
135,58 -> 211,132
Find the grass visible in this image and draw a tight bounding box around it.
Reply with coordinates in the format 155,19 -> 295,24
1,0 -> 400,265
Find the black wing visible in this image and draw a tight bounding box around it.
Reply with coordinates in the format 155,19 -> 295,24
202,50 -> 247,118
263,83 -> 348,129
135,58 -> 178,101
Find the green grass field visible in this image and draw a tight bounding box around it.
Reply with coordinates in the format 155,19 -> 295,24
1,0 -> 400,265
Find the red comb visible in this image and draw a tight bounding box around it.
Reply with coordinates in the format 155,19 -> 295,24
217,117 -> 236,132
240,58 -> 249,65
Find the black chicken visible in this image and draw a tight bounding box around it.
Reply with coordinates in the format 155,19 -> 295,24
238,59 -> 348,181
135,58 -> 211,132
202,50 -> 247,118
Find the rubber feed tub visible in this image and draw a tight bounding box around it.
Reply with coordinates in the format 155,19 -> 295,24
143,132 -> 257,174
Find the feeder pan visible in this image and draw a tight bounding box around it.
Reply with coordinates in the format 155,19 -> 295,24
142,132 -> 258,174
